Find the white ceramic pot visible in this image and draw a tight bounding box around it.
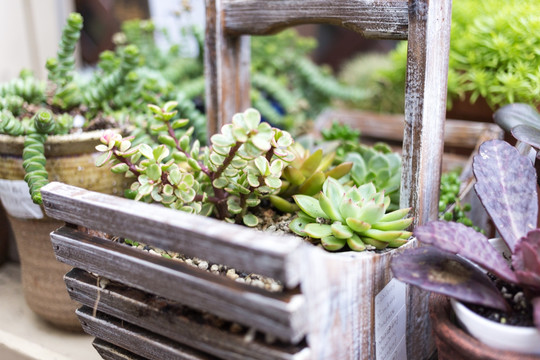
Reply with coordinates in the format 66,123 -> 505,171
451,295 -> 540,355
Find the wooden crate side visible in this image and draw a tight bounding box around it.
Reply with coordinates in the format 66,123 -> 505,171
40,182 -> 303,288
66,269 -> 310,360
93,339 -> 146,360
299,240 -> 415,359
223,0 -> 408,39
51,226 -> 307,343
77,307 -> 216,360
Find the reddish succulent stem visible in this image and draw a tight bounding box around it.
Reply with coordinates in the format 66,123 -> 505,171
166,122 -> 210,176
113,151 -> 141,178
213,142 -> 242,180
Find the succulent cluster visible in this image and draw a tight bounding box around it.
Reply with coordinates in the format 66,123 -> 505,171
96,104 -> 294,227
391,140 -> 540,329
289,177 -> 412,252
269,144 -> 352,212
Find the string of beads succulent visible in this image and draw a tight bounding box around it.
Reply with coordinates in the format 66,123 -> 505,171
96,104 -> 294,227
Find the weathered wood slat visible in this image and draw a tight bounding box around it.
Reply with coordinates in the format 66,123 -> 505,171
51,226 -> 307,343
205,0 -> 251,137
40,181 -> 303,288
401,2 -> 453,357
223,0 -> 409,39
93,339 -> 146,360
77,307 -> 216,360
315,109 -> 502,150
66,269 -> 310,360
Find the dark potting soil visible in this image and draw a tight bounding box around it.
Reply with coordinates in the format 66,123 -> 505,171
465,274 -> 534,327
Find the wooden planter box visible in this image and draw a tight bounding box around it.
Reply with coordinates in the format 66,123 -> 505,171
40,115 -> 502,360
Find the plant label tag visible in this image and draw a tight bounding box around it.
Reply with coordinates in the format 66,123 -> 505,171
375,278 -> 407,360
0,179 -> 43,219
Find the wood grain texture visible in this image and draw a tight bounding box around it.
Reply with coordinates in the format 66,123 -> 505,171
66,269 -> 310,360
300,239 -> 415,359
401,1 -> 453,358
40,182 -> 303,288
205,0 -> 251,139
315,108 -> 501,150
51,226 -> 307,343
223,0 -> 409,39
77,307 -> 216,360
93,339 -> 146,360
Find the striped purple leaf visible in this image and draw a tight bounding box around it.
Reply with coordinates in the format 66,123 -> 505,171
390,247 -> 508,311
473,140 -> 538,252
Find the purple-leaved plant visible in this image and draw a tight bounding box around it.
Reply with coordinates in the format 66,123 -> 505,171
390,139 -> 540,329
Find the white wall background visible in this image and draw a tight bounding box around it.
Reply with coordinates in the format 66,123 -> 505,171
0,0 -> 75,82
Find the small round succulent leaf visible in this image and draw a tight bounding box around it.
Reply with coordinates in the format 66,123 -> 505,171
211,134 -> 236,147
293,194 -> 327,219
224,167 -> 239,177
321,235 -> 347,251
171,118 -> 189,129
146,163 -> 162,182
227,197 -> 242,214
139,144 -> 154,159
111,163 -> 129,174
138,183 -> 153,197
231,158 -> 248,169
243,213 -> 259,227
246,197 -> 260,207
187,158 -> 201,171
150,124 -> 168,133
153,145 -> 169,163
162,184 -> 174,196
251,133 -> 272,152
179,187 -> 196,203
276,131 -> 293,147
151,187 -> 163,202
304,223 -> 333,239
95,151 -> 112,167
172,151 -> 187,162
168,168 -> 182,185
247,173 -> 260,187
254,156 -> 270,175
95,144 -> 108,152
179,135 -> 190,152
265,176 -> 282,189
213,177 -> 228,189
390,247 -> 509,311
270,159 -> 285,176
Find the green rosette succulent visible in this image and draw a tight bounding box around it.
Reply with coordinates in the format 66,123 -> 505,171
289,177 -> 412,252
346,145 -> 402,211
269,143 -> 352,213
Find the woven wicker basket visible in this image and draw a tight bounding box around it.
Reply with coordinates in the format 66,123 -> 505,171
0,131 -> 126,330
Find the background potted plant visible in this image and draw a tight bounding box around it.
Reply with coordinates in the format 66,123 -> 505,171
391,139 -> 540,358
338,0 -> 540,121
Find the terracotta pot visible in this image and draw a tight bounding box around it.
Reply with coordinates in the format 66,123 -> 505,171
429,293 -> 540,360
0,130 -> 126,331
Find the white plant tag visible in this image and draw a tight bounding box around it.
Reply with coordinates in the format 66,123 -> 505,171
375,278 -> 407,360
0,179 -> 43,219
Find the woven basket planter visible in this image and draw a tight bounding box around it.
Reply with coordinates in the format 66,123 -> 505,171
0,131 -> 126,331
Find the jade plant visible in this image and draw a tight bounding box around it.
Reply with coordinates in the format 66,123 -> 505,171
289,177 -> 412,252
391,140 -> 540,328
96,104 -> 294,226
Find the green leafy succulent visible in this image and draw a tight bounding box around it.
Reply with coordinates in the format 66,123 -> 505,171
96,104 -> 295,227
289,177 -> 412,252
268,143 -> 352,212
345,146 -> 402,211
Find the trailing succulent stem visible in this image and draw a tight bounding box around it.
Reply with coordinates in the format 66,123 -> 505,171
22,110 -> 56,204
96,103 -> 294,227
